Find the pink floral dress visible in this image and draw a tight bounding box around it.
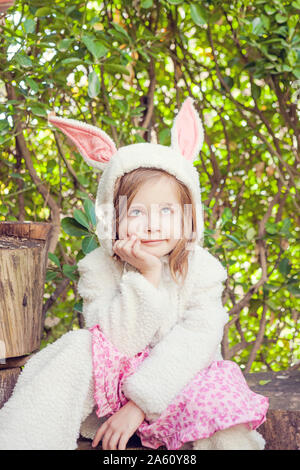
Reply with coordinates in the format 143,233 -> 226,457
89,325 -> 269,450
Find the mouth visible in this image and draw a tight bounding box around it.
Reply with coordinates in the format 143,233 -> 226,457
141,239 -> 166,244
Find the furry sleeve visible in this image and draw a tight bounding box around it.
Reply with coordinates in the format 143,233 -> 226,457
122,259 -> 229,421
77,248 -> 170,357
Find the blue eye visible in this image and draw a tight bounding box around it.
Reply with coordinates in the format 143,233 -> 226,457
161,207 -> 172,214
129,207 -> 172,217
129,209 -> 142,217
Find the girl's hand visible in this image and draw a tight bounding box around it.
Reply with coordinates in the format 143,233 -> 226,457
92,400 -> 146,450
113,235 -> 162,275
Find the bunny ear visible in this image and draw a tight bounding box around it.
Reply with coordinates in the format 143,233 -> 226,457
48,113 -> 117,170
171,97 -> 204,162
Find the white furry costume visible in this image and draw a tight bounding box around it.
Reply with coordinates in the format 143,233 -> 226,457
0,98 -> 265,450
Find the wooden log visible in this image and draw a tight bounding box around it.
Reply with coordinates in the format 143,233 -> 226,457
0,368 -> 21,409
0,352 -> 36,370
245,369 -> 300,450
0,222 -> 52,359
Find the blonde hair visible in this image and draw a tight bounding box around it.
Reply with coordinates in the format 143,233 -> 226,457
112,167 -> 197,286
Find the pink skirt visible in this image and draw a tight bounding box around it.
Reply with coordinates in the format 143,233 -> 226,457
89,325 -> 269,450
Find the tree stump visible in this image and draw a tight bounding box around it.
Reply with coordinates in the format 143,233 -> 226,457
0,222 -> 52,408
245,369 -> 300,450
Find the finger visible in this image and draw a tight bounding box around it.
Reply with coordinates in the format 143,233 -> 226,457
118,433 -> 130,450
113,239 -> 126,252
92,423 -> 108,448
114,236 -> 134,253
131,238 -> 142,258
118,236 -> 136,257
107,431 -> 121,450
102,428 -> 114,450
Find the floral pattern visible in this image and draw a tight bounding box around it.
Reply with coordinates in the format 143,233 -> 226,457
90,325 -> 269,450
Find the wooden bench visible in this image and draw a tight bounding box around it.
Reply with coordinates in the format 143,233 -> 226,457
76,368 -> 300,450
1,357 -> 299,450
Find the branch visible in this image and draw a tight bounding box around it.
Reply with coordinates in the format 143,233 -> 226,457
244,303 -> 268,373
140,56 -> 156,140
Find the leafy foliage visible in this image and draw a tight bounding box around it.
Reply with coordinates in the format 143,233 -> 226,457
0,0 -> 299,372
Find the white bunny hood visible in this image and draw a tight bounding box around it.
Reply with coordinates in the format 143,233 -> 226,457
48,98 -> 205,257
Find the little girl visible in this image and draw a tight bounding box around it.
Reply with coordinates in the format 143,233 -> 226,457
0,98 -> 268,450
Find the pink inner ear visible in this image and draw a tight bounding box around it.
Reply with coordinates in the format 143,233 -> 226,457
49,117 -> 117,164
174,98 -> 201,161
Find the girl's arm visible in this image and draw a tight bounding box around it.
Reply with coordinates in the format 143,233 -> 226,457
122,251 -> 229,422
77,247 -> 169,357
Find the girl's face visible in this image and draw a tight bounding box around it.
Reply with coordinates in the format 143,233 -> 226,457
118,176 -> 183,258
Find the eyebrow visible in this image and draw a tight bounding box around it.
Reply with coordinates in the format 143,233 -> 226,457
130,202 -> 175,208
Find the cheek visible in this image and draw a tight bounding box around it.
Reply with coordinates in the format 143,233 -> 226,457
161,213 -> 182,238
119,216 -> 147,238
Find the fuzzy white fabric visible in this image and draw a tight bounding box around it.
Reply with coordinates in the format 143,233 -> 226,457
192,424 -> 266,450
0,329 -> 94,449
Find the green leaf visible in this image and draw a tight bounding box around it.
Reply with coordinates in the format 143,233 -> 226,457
30,105 -> 47,117
286,284 -> 300,297
141,0 -> 153,8
62,264 -> 78,281
111,22 -> 131,43
61,217 -> 89,237
77,175 -> 90,187
0,120 -> 9,133
82,36 -> 108,59
258,380 -> 271,386
275,13 -> 287,24
115,99 -> 129,113
74,301 -> 83,313
252,17 -> 265,36
10,172 -> 22,179
224,233 -> 242,246
73,208 -> 91,230
88,71 -> 100,98
246,227 -> 256,241
59,57 -> 84,67
251,83 -> 261,100
25,77 -> 39,93
222,207 -> 233,222
35,7 -> 52,17
167,0 -> 184,4
48,253 -> 61,268
46,160 -> 56,173
263,283 -> 278,292
279,218 -> 292,237
14,53 -> 32,68
190,4 -> 208,26
101,115 -> 118,126
45,271 -> 58,281
222,76 -> 234,90
23,18 -> 36,34
83,199 -> 96,227
103,63 -> 130,76
82,235 -> 98,254
265,221 -> 278,235
159,128 -> 171,145
278,258 -> 291,275
57,39 -> 74,52
264,4 -> 277,15
287,49 -> 297,66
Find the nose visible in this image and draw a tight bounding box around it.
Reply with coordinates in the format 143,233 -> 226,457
147,207 -> 160,233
